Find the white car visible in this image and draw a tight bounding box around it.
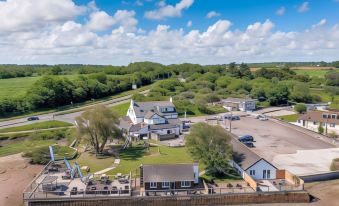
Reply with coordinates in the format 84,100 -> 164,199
258,115 -> 268,121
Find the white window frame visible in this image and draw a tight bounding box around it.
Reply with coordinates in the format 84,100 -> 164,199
249,170 -> 255,176
162,181 -> 170,188
181,181 -> 191,188
150,182 -> 157,188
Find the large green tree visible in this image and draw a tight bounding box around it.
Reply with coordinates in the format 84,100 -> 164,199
76,105 -> 122,155
186,123 -> 233,176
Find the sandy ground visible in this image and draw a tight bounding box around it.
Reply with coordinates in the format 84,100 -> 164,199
265,110 -> 296,117
0,153 -> 43,206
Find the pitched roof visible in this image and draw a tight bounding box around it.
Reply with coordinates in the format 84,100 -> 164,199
149,123 -> 179,130
299,110 -> 339,124
142,164 -> 196,182
230,133 -> 263,170
132,101 -> 176,117
223,98 -> 256,103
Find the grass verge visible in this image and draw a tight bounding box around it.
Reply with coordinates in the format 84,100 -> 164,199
0,120 -> 73,133
278,114 -> 298,122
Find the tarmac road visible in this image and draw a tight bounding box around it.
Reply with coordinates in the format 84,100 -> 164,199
0,90 -> 148,129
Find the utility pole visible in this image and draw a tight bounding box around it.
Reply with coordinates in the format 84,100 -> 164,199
229,108 -> 233,133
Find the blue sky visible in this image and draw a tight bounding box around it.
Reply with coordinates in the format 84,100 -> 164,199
74,0 -> 339,32
0,0 -> 338,65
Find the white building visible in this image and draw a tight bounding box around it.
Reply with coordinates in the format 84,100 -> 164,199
231,138 -> 277,180
221,98 -> 257,112
120,98 -> 182,141
295,110 -> 339,134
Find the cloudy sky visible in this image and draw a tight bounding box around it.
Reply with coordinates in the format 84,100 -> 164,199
0,0 -> 338,65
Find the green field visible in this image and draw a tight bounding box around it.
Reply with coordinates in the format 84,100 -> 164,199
0,120 -> 73,133
310,88 -> 339,109
110,102 -> 130,117
0,75 -> 79,98
294,69 -> 332,78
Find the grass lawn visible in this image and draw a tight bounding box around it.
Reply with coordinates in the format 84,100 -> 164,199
110,102 -> 130,117
294,69 -> 332,78
0,138 -> 58,157
278,114 -> 299,122
0,120 -> 73,133
70,152 -> 116,172
109,145 -> 194,175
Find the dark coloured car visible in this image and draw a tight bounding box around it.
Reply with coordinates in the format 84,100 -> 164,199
243,142 -> 255,148
230,116 -> 240,121
238,135 -> 254,142
27,116 -> 39,121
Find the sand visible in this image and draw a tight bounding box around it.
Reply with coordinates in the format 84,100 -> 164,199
0,153 -> 43,206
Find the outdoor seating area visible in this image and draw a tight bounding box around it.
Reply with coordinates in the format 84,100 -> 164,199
85,174 -> 131,195
210,180 -> 255,194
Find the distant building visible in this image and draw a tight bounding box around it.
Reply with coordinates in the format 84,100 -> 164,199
295,110 -> 339,134
221,98 -> 257,112
140,164 -> 199,193
302,103 -> 329,111
120,98 -> 182,140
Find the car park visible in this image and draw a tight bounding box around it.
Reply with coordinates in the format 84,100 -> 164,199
238,135 -> 254,142
27,116 -> 39,121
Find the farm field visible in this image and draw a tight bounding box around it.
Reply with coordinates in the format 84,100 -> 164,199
0,75 -> 79,98
294,69 -> 333,77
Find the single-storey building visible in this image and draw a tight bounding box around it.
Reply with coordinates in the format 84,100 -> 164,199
295,109 -> 339,134
221,98 -> 257,112
140,164 -> 199,192
231,137 -> 277,180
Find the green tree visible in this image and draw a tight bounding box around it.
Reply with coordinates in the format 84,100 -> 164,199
294,103 -> 307,114
76,105 -> 122,155
51,66 -> 62,75
318,124 -> 324,134
186,123 -> 233,176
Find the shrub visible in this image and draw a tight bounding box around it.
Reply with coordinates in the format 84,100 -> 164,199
294,103 -> 307,114
318,125 -> 324,134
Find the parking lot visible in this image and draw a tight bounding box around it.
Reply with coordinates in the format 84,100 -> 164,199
187,115 -> 339,176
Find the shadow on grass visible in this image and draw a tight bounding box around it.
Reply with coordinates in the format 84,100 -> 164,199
119,145 -> 158,161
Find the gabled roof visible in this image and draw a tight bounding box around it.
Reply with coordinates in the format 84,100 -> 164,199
223,98 -> 256,103
230,133 -> 275,170
144,111 -> 163,119
142,164 -> 197,182
132,101 -> 176,117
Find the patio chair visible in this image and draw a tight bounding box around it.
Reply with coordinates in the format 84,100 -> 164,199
227,183 -> 233,188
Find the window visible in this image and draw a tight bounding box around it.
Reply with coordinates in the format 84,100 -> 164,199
322,114 -> 328,119
330,123 -> 336,127
181,181 -> 191,188
150,182 -> 157,188
249,170 -> 255,176
267,170 -> 271,179
167,130 -> 171,134
332,114 -> 336,119
263,170 -> 267,179
313,121 -> 317,125
162,182 -> 170,188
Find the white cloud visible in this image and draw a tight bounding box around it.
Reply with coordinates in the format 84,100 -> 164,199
144,0 -> 194,20
276,7 -> 285,16
0,1 -> 338,65
312,19 -> 327,28
135,0 -> 143,6
298,2 -> 310,13
206,11 -> 220,19
86,10 -> 138,32
0,0 -> 85,32
187,20 -> 192,27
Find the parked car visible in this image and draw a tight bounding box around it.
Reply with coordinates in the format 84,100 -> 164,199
238,135 -> 254,142
258,115 -> 268,121
243,142 -> 255,148
27,116 -> 39,121
230,115 -> 240,121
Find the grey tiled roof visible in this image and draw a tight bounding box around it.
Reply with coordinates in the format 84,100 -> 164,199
230,133 -> 263,170
142,164 -> 196,182
133,101 -> 176,117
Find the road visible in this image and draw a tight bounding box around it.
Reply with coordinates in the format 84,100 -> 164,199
0,90 -> 148,129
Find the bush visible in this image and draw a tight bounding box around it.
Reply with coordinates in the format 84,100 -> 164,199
318,125 -> 324,134
294,103 -> 307,114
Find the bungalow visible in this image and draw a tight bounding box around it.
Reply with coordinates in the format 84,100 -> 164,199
120,98 -> 182,140
295,109 -> 339,134
221,98 -> 257,112
230,137 -> 277,180
140,164 -> 199,193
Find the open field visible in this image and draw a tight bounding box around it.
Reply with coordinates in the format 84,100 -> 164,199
0,120 -> 72,133
294,69 -> 332,77
0,75 -> 79,98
